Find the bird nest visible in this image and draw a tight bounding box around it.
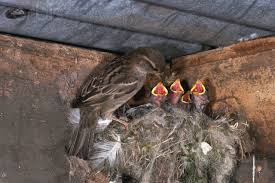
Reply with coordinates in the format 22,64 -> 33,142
88,103 -> 254,183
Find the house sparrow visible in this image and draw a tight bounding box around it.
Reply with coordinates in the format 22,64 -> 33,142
180,91 -> 192,111
67,48 -> 166,159
169,79 -> 184,105
150,82 -> 168,107
190,80 -> 209,112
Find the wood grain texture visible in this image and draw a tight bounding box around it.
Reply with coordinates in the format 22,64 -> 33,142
0,34 -> 116,106
172,37 -> 275,155
0,34 -> 115,183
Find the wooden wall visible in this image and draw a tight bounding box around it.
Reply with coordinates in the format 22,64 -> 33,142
172,37 -> 275,155
0,34 -> 115,183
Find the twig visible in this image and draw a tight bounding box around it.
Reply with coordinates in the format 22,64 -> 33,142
141,144 -> 161,183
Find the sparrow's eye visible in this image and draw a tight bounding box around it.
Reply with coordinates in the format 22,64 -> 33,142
153,67 -> 159,72
191,80 -> 206,95
151,82 -> 168,96
170,79 -> 184,93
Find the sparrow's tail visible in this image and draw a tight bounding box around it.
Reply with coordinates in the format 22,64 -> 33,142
67,126 -> 93,159
67,108 -> 97,159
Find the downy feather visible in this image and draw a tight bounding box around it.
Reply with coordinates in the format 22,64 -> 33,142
89,136 -> 122,170
96,118 -> 112,132
68,108 -> 80,124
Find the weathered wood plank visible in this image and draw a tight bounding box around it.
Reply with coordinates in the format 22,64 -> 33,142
0,34 -> 115,105
172,37 -> 275,155
0,34 -> 115,183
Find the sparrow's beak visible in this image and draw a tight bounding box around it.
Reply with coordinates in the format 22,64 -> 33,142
151,82 -> 168,96
190,80 -> 206,95
170,79 -> 184,94
181,91 -> 191,103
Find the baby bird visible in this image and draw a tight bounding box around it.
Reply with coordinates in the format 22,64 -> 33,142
181,91 -> 192,111
190,80 -> 209,112
169,79 -> 184,105
150,82 -> 168,107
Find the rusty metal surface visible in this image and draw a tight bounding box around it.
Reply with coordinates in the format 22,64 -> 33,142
172,37 -> 275,155
0,34 -> 115,182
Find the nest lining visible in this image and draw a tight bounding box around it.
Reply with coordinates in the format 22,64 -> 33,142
90,104 -> 254,183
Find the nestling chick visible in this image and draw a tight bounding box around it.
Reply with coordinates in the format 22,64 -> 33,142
190,80 -> 209,113
180,91 -> 192,111
169,79 -> 184,105
150,82 -> 168,107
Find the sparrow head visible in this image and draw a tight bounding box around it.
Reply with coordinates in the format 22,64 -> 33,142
151,82 -> 168,97
181,91 -> 192,103
190,80 -> 206,95
130,47 -> 166,76
170,79 -> 184,94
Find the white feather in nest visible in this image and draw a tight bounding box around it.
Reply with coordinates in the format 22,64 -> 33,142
68,109 -> 112,131
68,108 -> 80,124
96,118 -> 112,132
89,135 -> 122,170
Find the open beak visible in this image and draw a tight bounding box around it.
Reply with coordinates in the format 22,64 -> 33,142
190,80 -> 206,95
181,91 -> 191,103
151,82 -> 168,96
170,79 -> 184,94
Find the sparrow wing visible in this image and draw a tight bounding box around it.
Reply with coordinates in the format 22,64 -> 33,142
73,62 -> 141,108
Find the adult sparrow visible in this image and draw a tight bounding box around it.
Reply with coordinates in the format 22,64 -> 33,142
67,48 -> 166,159
190,80 -> 209,112
169,79 -> 184,105
150,82 -> 168,107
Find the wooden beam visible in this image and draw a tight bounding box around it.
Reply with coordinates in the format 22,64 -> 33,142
0,34 -> 116,105
172,37 -> 275,155
0,34 -> 115,183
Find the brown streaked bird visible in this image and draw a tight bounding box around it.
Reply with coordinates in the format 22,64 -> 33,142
190,80 -> 209,112
181,91 -> 192,111
68,48 -> 166,159
150,82 -> 168,107
169,79 -> 184,105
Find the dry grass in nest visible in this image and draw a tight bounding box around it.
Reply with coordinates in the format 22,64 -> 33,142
94,103 -> 255,183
